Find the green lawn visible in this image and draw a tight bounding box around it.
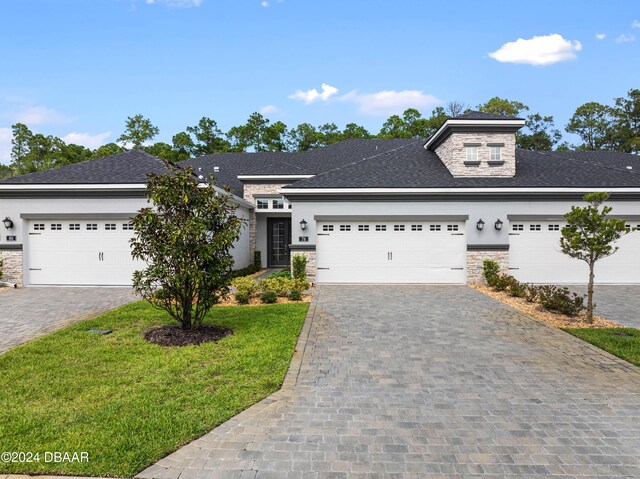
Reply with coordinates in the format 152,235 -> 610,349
0,301 -> 308,477
563,327 -> 640,367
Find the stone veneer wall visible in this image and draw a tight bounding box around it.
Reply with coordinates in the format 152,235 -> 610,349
435,132 -> 516,177
242,183 -> 288,259
466,250 -> 509,284
1,250 -> 23,285
289,249 -> 316,283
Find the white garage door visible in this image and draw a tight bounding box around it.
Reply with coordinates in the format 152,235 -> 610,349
27,219 -> 144,286
316,220 -> 466,284
509,220 -> 640,284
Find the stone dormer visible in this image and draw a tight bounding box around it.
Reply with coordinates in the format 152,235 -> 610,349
424,111 -> 525,177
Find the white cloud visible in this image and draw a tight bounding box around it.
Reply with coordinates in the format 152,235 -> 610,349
261,1 -> 269,7
10,106 -> 72,125
0,128 -> 11,164
632,20 -> 640,29
595,33 -> 606,40
144,0 -> 202,7
615,33 -> 636,43
488,33 -> 582,66
61,131 -> 112,149
341,89 -> 440,117
289,83 -> 338,104
259,105 -> 279,115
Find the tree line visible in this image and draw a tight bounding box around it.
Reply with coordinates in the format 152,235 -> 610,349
3,89 -> 638,179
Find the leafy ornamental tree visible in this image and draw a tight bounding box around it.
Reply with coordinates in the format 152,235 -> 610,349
560,192 -> 632,323
130,163 -> 244,330
117,114 -> 159,149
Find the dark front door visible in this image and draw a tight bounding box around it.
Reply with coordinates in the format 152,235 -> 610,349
267,218 -> 292,267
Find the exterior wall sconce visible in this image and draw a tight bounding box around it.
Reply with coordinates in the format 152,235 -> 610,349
299,219 -> 307,231
494,219 -> 503,231
476,219 -> 485,231
3,217 -> 13,229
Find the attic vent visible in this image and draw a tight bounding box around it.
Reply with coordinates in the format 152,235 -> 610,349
214,166 -> 220,172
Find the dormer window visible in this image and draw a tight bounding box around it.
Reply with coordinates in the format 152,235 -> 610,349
464,144 -> 480,165
490,146 -> 501,162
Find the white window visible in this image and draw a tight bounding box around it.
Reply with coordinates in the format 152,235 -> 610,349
530,224 -> 541,231
105,223 -> 116,231
34,224 -> 45,231
50,224 -> 62,230
490,146 -> 502,162
411,225 -> 422,231
430,225 -> 441,231
256,199 -> 269,210
393,225 -> 405,231
465,147 -> 479,162
358,225 -> 369,231
272,199 -> 284,210
69,224 -> 80,231
339,225 -> 351,231
447,225 -> 459,231
375,225 -> 386,231
512,224 -> 524,231
123,223 -> 134,230
322,225 -> 334,232
548,224 -> 560,231
86,224 -> 98,230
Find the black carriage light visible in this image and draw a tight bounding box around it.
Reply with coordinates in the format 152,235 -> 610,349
299,219 -> 307,231
476,219 -> 485,231
2,217 -> 13,229
494,219 -> 503,231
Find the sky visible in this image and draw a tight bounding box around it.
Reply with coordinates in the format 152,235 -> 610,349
0,0 -> 639,163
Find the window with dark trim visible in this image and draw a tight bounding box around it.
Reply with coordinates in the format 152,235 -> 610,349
322,225 -> 334,232
86,224 -> 98,230
411,224 -> 422,231
50,224 -> 62,230
123,223 -> 134,230
256,199 -> 269,210
429,224 -> 441,231
530,224 -> 541,231
375,225 -> 386,231
393,225 -> 405,231
105,223 -> 117,230
512,224 -> 524,231
339,224 -> 351,231
69,224 -> 80,230
358,225 -> 369,231
447,224 -> 459,231
34,224 -> 45,231
548,224 -> 560,231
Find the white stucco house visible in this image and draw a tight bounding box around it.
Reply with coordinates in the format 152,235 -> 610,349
1,111 -> 639,286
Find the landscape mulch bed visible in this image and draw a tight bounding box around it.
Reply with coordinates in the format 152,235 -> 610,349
216,293 -> 312,307
470,283 -> 622,329
144,325 -> 232,346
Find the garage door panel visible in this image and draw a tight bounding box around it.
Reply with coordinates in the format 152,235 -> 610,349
510,221 -> 640,284
27,219 -> 142,286
316,221 -> 466,284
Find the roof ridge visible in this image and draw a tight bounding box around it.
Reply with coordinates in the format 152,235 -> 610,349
282,139 -> 424,188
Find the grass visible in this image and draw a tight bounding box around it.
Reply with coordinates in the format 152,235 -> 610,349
563,327 -> 640,367
0,301 -> 308,477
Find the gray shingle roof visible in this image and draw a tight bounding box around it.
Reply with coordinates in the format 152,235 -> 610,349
285,142 -> 640,189
0,150 -> 168,184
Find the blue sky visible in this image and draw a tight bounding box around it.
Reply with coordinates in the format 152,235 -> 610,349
0,0 -> 638,163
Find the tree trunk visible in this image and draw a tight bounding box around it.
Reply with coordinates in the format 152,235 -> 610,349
586,261 -> 595,324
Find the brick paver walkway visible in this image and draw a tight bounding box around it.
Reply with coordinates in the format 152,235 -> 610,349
139,285 -> 640,479
0,287 -> 136,354
568,285 -> 640,329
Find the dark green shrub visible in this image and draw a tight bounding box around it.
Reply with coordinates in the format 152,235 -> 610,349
253,250 -> 262,268
507,278 -> 527,298
492,273 -> 513,292
289,290 -> 302,301
230,263 -> 260,279
235,292 -> 250,304
269,269 -> 292,279
292,254 -> 307,281
537,285 -> 585,316
260,291 -> 277,304
523,284 -> 539,303
482,259 -> 500,286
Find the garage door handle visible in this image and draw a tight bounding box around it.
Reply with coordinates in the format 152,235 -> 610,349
509,233 -> 520,236
29,233 -> 41,235
318,233 -> 330,236
451,267 -> 464,270
317,267 -> 330,270
29,268 -> 42,271
508,267 -> 519,270
451,233 -> 464,236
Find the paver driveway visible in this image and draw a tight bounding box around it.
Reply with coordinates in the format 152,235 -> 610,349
0,287 -> 136,354
567,285 -> 640,329
140,286 -> 640,479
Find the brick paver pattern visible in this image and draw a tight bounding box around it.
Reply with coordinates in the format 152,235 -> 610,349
0,287 -> 136,354
138,285 -> 640,479
568,285 -> 640,329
